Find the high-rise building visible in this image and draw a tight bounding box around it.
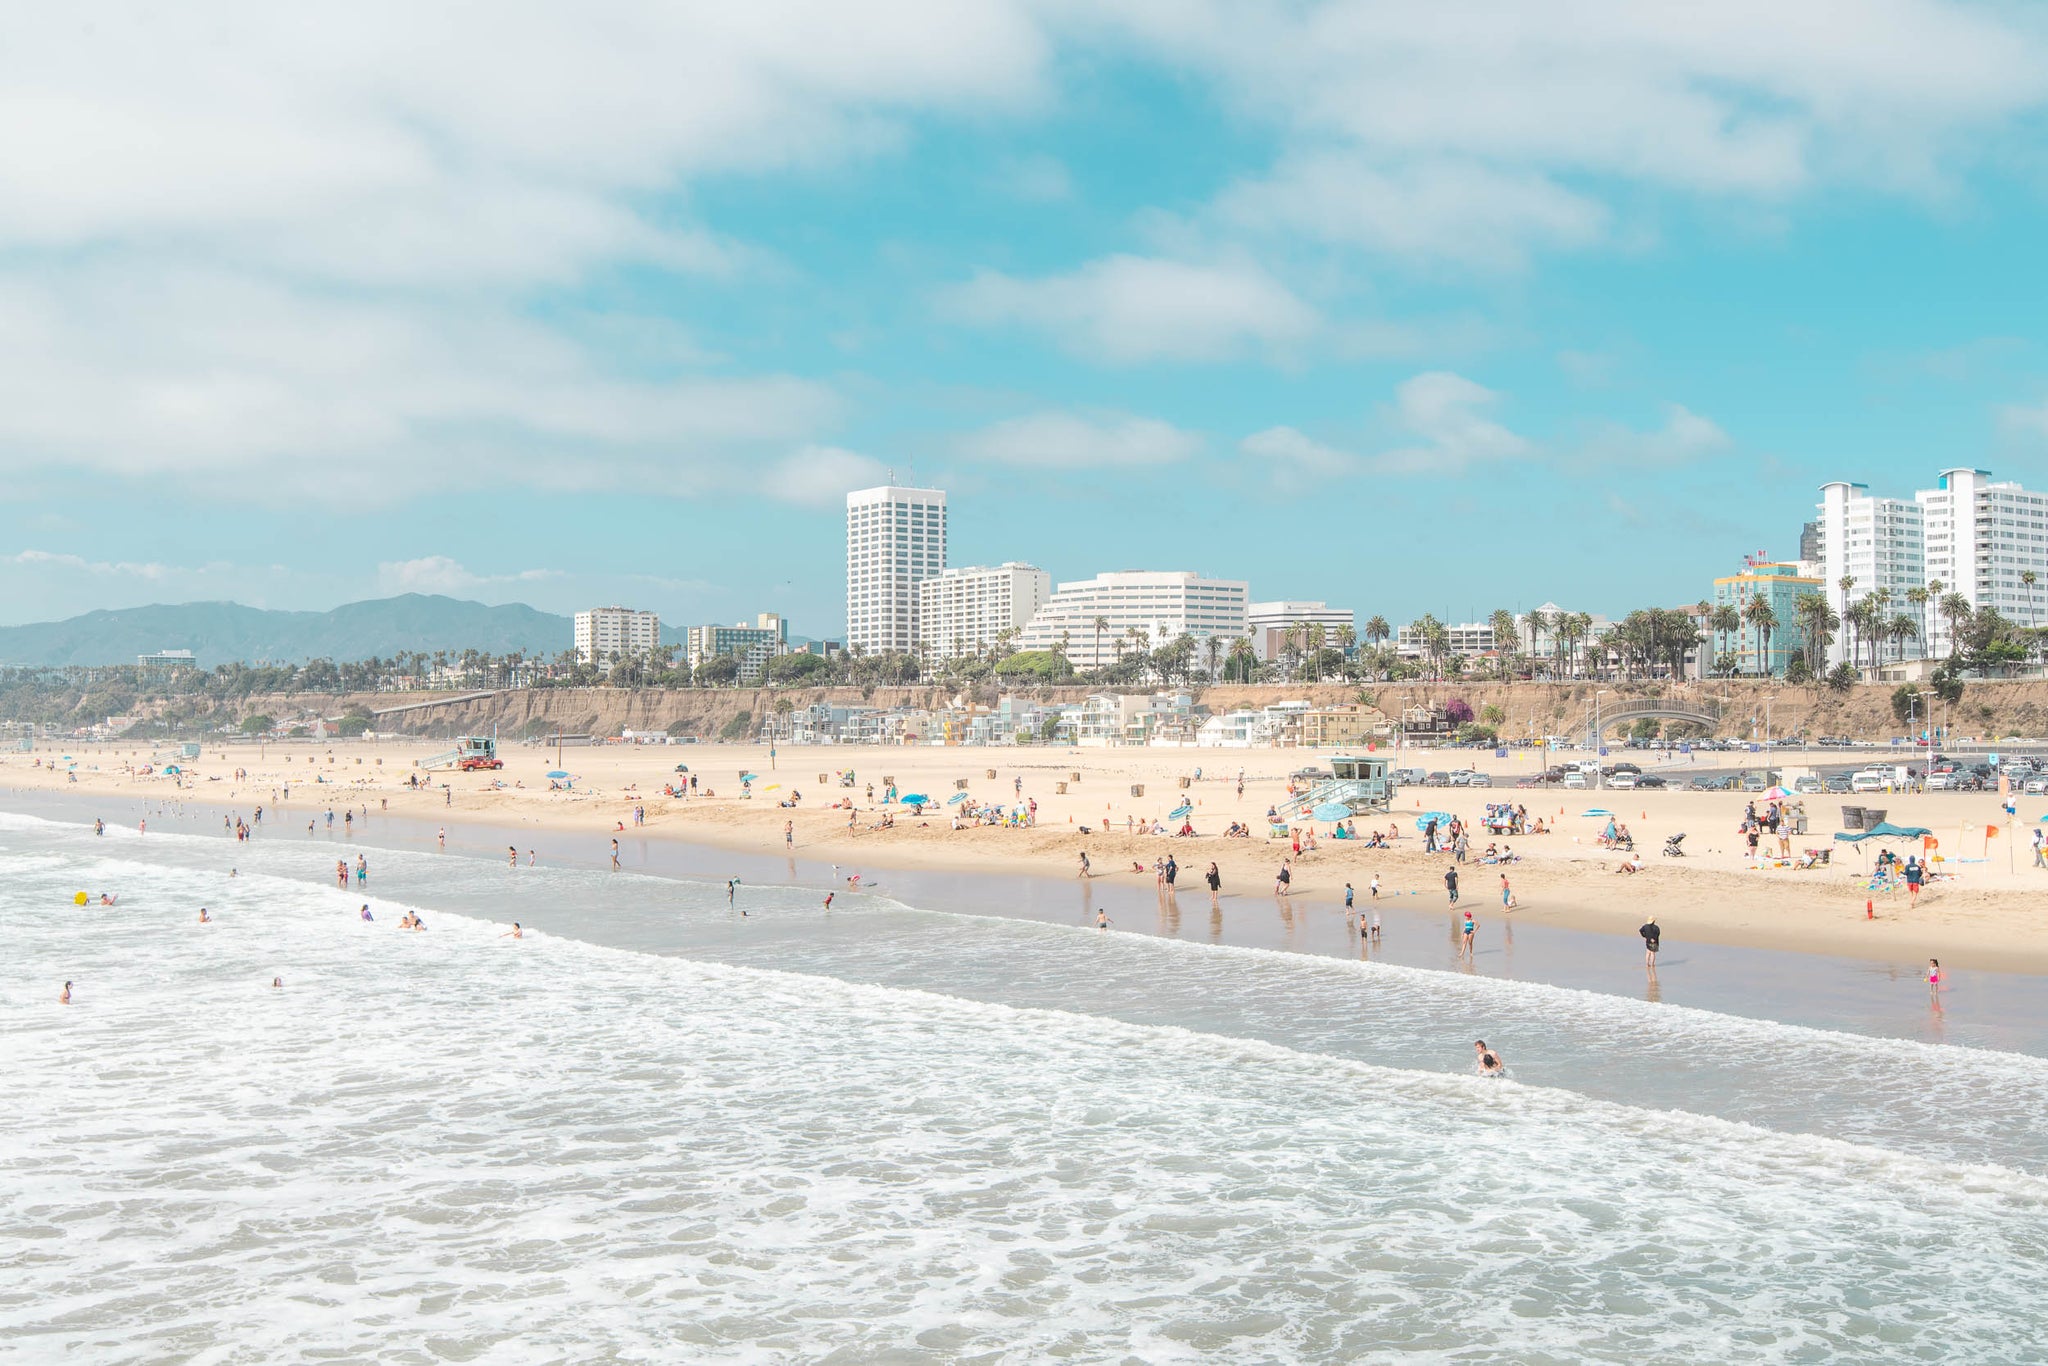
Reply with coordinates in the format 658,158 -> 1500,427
1798,520 -> 1822,564
1917,468 -> 2048,654
1815,482 -> 1925,666
846,485 -> 947,656
685,613 -> 788,682
917,564 -> 1052,660
574,607 -> 660,664
1244,601 -> 1354,662
1017,571 -> 1249,669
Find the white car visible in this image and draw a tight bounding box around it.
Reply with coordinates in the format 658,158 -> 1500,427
1466,773 -> 1493,787
2026,777 -> 2048,795
1564,771 -> 1588,789
1850,772 -> 1886,793
1925,772 -> 1954,791
1607,772 -> 1638,790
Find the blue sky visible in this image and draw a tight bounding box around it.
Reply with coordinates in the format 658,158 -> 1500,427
6,1 -> 2048,637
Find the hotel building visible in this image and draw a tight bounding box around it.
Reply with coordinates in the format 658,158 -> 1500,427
846,485 -> 947,656
1018,571 -> 1249,669
574,606 -> 660,665
917,563 -> 1052,660
1244,601 -> 1354,662
1815,482 -> 1925,667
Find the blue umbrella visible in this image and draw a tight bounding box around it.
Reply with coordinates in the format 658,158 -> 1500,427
1311,802 -> 1351,822
1581,808 -> 1615,818
1169,802 -> 1196,820
947,791 -> 970,805
898,792 -> 930,806
547,770 -> 570,780
1415,810 -> 1452,831
740,772 -> 758,782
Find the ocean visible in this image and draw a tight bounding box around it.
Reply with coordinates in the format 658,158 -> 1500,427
3,806 -> 2044,1363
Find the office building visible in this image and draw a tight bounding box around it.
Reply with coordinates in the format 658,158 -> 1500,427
1798,520 -> 1822,564
917,563 -> 1052,660
1244,601 -> 1354,662
575,607 -> 660,665
1917,468 -> 2048,653
136,649 -> 197,676
1710,560 -> 1823,676
846,485 -> 947,655
1395,620 -> 1500,657
1814,482 -> 1925,667
1018,571 -> 1249,669
686,613 -> 789,683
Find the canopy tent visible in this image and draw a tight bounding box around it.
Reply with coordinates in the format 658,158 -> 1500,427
1832,822 -> 1933,843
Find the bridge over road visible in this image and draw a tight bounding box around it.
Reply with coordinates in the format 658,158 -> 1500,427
1574,697 -> 1722,747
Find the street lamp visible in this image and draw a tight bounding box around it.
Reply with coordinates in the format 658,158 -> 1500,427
1594,689 -> 1612,789
1761,694 -> 1776,749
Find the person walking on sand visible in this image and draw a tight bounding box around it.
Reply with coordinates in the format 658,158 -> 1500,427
1275,861 -> 1293,896
1640,915 -> 1661,966
784,820 -> 794,851
1078,850 -> 1091,879
1444,866 -> 1459,905
1905,855 -> 1924,905
1500,873 -> 1517,911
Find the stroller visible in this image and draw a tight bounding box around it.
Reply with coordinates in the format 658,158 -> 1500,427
1662,832 -> 1687,858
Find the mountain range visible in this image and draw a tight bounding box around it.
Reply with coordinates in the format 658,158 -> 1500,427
0,595 -> 577,669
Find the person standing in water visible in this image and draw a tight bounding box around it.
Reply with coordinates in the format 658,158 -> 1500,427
1205,862 -> 1221,909
784,820 -> 794,851
1926,958 -> 1942,993
60,981 -> 73,1005
437,828 -> 446,849
508,846 -> 518,868
1344,882 -> 1355,924
1460,909 -> 1475,958
502,923 -> 523,939
1096,908 -> 1112,930
1444,866 -> 1460,905
1473,1040 -> 1504,1076
611,839 -> 620,871
1640,915 -> 1661,966
728,878 -> 743,915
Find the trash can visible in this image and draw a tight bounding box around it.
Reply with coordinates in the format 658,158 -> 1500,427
1056,781 -> 1068,794
1840,805 -> 1865,830
955,778 -> 969,791
1130,784 -> 1145,798
1864,809 -> 1887,828
1178,776 -> 1191,789
986,769 -> 996,780
1070,772 -> 1081,782
1793,814 -> 1809,835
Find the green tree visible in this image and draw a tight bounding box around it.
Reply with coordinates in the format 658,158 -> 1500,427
1742,595 -> 1779,676
240,713 -> 273,734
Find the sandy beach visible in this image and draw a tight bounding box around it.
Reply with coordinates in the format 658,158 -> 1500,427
10,738 -> 2047,973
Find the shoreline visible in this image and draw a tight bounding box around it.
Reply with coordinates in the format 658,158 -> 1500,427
15,784 -> 2048,1056
12,738 -> 2048,978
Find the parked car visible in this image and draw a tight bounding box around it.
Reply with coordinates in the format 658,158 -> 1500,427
1563,771 -> 1588,789
2025,777 -> 2048,795
1925,772 -> 1954,791
1636,775 -> 1668,790
1850,772 -> 1886,793
1608,772 -> 1638,790
1425,771 -> 1452,787
1793,776 -> 1823,794
1466,773 -> 1492,787
1823,774 -> 1853,793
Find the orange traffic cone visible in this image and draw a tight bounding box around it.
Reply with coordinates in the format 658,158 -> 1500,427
1866,899 -> 1875,920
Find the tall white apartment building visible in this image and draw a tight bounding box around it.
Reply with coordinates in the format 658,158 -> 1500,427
917,563 -> 1052,660
574,606 -> 660,664
1245,601 -> 1354,662
1815,481 -> 1926,666
846,485 -> 947,655
1018,571 -> 1249,669
1917,468 -> 2048,653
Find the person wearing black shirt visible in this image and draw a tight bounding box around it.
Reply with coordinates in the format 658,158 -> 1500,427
1640,915 -> 1661,965
1444,866 -> 1460,904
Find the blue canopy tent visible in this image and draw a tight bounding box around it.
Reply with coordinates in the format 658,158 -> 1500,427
1833,822 -> 1932,842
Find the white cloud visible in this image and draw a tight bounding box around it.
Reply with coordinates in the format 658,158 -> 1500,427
760,445 -> 893,506
1370,371 -> 1529,475
2002,400 -> 2048,439
375,557 -> 561,597
8,549 -> 175,579
958,411 -> 1202,467
938,254 -> 1319,363
1214,154 -> 1609,268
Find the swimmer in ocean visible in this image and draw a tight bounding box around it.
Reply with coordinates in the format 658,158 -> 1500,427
198,908 -> 211,924
823,893 -> 834,911
360,905 -> 373,921
1096,908 -> 1112,930
60,981 -> 72,1005
728,878 -> 743,915
502,923 -> 523,939
1474,1040 -> 1504,1076
508,846 -> 518,868
272,977 -> 282,989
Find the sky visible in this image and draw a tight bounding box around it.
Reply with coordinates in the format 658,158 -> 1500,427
6,1 -> 2048,637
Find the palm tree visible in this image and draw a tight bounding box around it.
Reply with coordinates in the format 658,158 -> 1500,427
2024,570 -> 2040,631
1333,624 -> 1357,680
1303,621 -> 1328,681
1487,609 -> 1520,678
1939,592 -> 1973,661
1923,577 -> 1944,657
1363,615 -> 1391,652
1887,614 -> 1919,665
1521,608 -> 1550,677
1709,603 -> 1740,674
1742,595 -> 1779,676
1091,616 -> 1109,671
1204,635 -> 1224,681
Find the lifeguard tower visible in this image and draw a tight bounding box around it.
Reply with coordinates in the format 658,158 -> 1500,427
1274,753 -> 1394,820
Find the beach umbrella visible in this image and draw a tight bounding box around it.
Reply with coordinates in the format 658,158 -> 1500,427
1310,802 -> 1350,822
164,765 -> 181,775
1580,808 -> 1614,818
1415,810 -> 1452,831
1763,786 -> 1793,800
898,792 -> 929,805
547,770 -> 570,779
740,772 -> 758,782
674,764 -> 690,773
1170,802 -> 1197,820
945,791 -> 971,805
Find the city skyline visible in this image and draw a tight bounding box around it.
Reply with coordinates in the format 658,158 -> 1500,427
8,5 -> 2048,633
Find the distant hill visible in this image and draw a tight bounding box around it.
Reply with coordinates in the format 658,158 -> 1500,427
0,595 -> 576,668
